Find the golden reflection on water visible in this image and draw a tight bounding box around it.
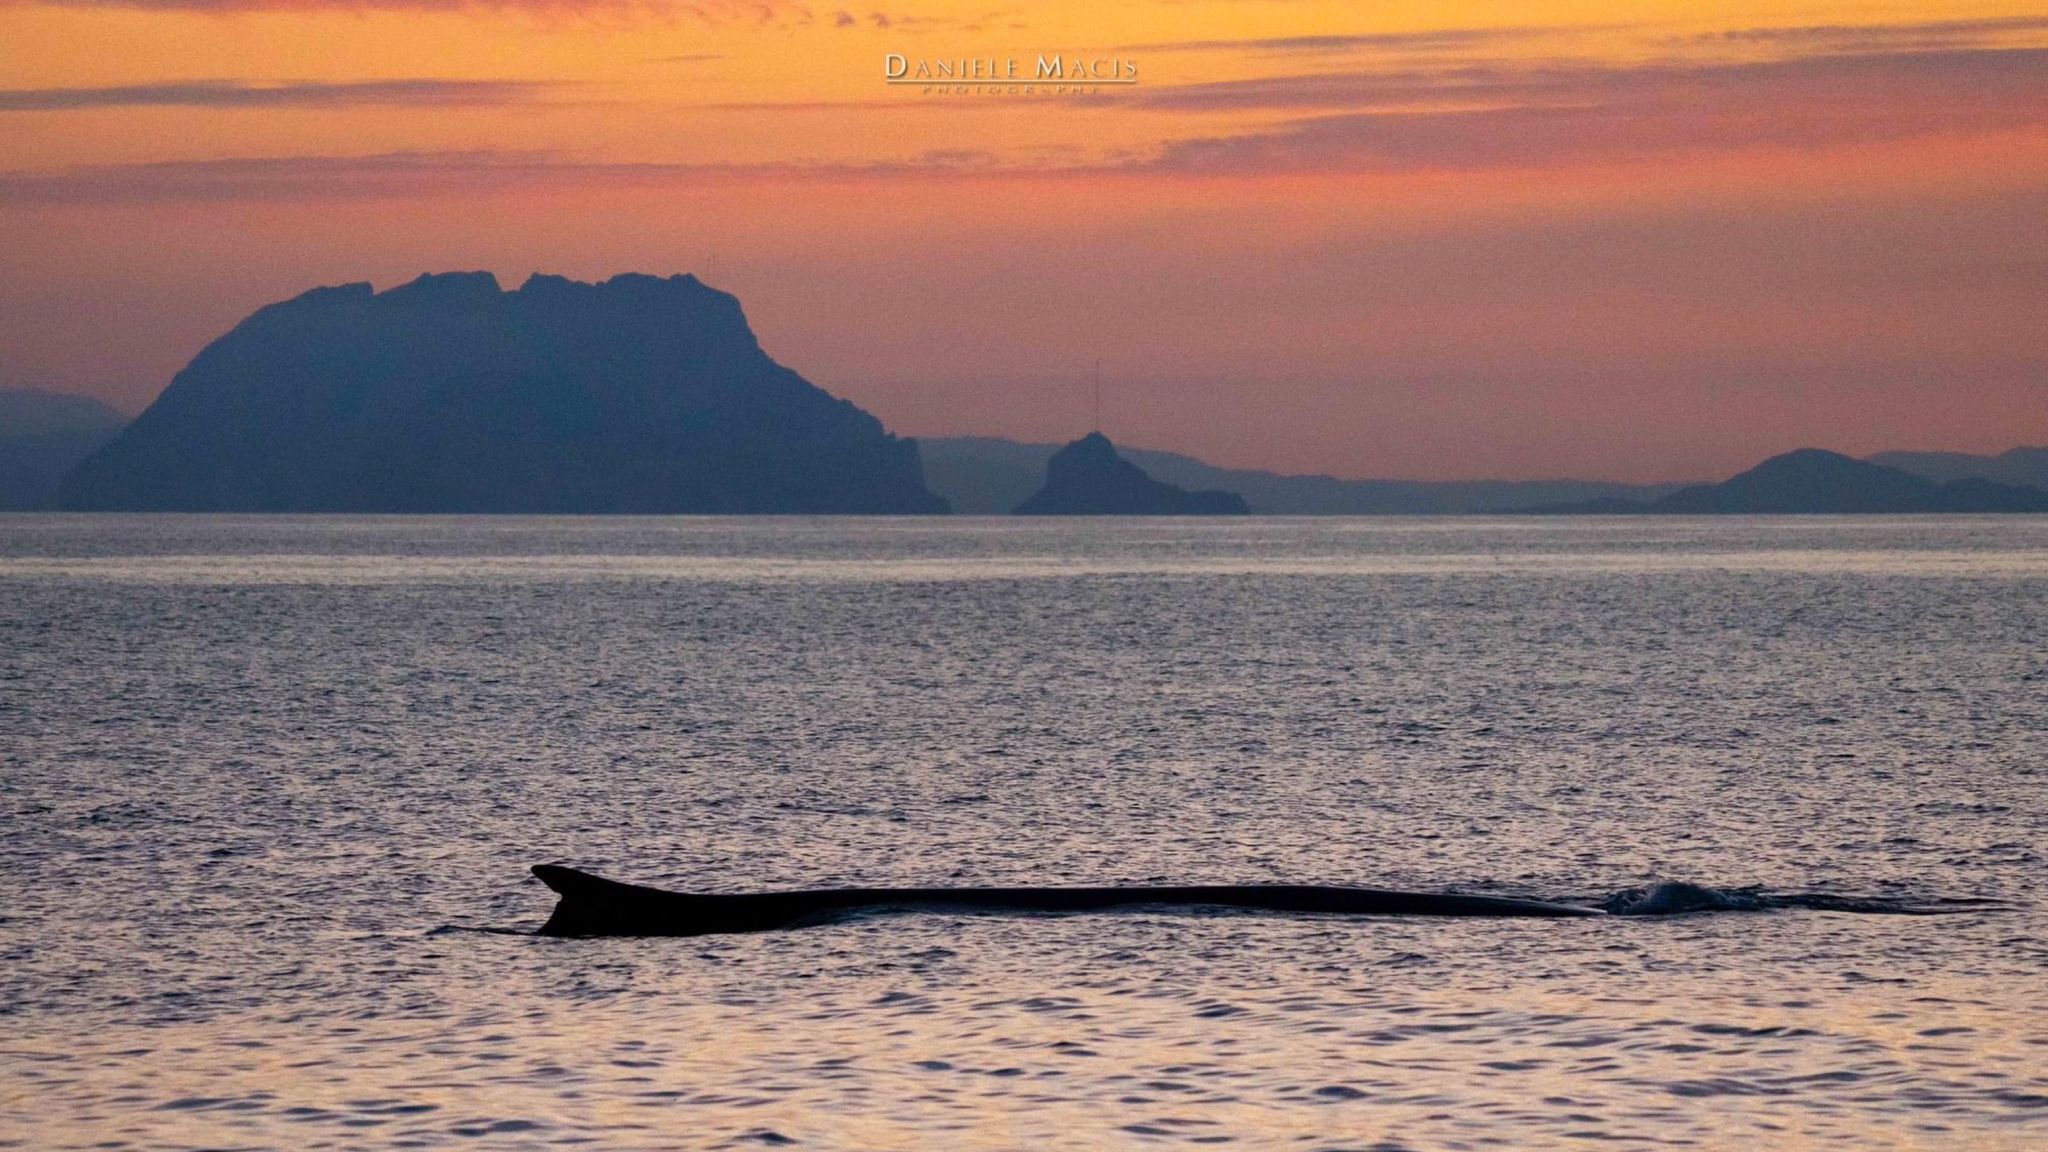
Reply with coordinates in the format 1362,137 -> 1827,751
6,951 -> 2043,1151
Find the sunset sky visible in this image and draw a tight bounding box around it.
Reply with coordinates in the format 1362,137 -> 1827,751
2,0 -> 2044,481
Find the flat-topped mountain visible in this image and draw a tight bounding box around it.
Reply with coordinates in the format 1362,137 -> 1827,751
1531,448 -> 2048,513
61,272 -> 946,513
1013,432 -> 1249,515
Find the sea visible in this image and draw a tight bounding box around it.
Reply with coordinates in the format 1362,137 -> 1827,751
2,514 -> 2044,1151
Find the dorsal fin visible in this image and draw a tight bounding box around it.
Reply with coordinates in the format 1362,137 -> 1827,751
531,863 -> 638,897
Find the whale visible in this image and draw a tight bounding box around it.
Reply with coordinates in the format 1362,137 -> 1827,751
530,864 -> 1607,937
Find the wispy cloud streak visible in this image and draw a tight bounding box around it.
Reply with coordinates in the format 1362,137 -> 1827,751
1126,28 -> 1561,56
7,28 -> 2047,198
0,78 -> 554,111
0,151 -> 653,203
0,149 -> 1026,203
1684,15 -> 2048,51
1138,46 -> 2048,171
13,0 -> 806,17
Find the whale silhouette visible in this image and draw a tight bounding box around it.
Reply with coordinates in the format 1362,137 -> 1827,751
531,864 -> 1607,937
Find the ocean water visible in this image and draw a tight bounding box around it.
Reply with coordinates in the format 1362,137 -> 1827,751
2,514 -> 2044,1151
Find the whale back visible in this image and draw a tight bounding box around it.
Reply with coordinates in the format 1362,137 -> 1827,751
531,865 -> 1605,937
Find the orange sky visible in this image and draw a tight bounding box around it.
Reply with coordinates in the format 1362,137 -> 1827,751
2,0 -> 2045,481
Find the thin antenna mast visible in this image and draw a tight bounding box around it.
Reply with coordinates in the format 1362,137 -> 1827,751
1092,359 -> 1102,433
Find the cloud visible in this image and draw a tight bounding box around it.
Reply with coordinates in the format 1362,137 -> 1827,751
0,148 -> 1051,204
7,38 -> 2046,201
913,147 -> 995,167
1134,67 -> 1524,112
1684,15 -> 2048,52
0,150 -> 563,203
0,78 -> 555,111
1127,28 -> 1563,56
1138,46 -> 2048,171
1124,15 -> 2048,58
827,8 -> 912,28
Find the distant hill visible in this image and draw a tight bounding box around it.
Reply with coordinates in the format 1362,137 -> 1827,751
1868,447 -> 2048,491
1013,432 -> 1249,515
922,436 -> 1686,514
61,272 -> 946,513
0,390 -> 126,510
1532,448 -> 2048,513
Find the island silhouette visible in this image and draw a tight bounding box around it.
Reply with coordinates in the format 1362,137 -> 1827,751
0,390 -> 126,510
59,272 -> 946,513
1867,447 -> 2048,491
922,436 -> 1689,514
12,288 -> 2047,517
1529,448 -> 2048,514
1012,432 -> 1250,515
